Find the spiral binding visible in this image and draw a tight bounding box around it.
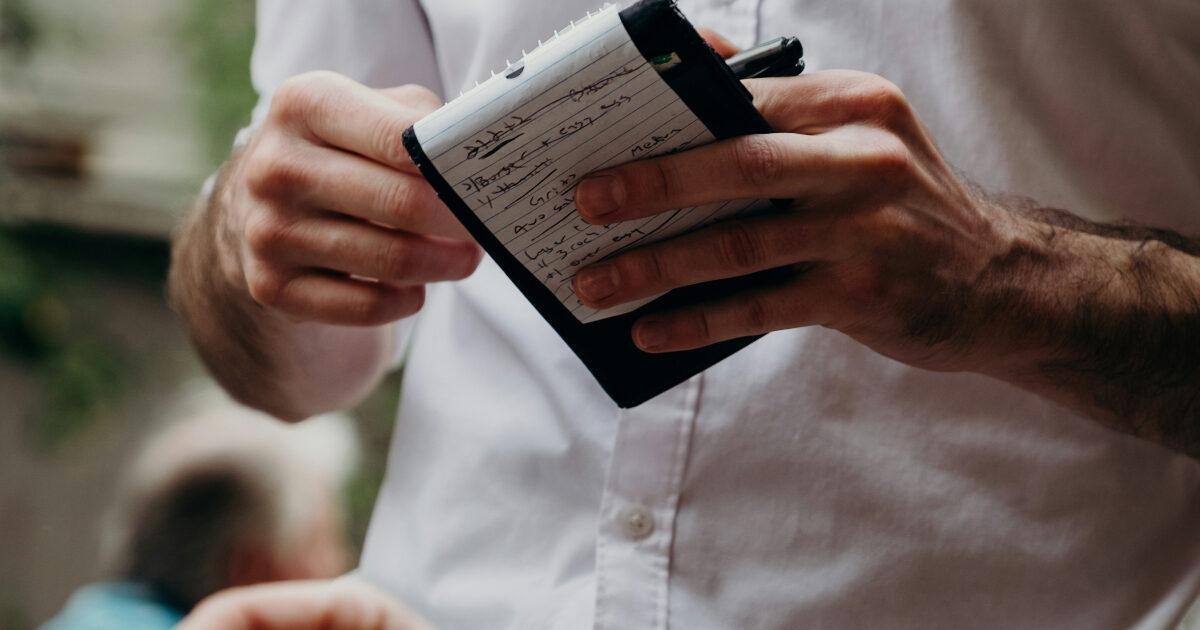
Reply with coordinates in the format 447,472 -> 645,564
450,4 -> 617,103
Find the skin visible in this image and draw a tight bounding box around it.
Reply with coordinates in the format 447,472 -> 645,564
178,578 -> 434,630
170,30 -> 1200,450
570,71 -> 1200,455
169,27 -> 1199,628
167,30 -> 732,421
170,73 -> 481,420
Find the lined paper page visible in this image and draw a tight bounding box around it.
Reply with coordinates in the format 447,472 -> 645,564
413,5 -> 765,322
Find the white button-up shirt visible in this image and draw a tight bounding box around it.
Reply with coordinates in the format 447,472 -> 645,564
247,1 -> 1200,628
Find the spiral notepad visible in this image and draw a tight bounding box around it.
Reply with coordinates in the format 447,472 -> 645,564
404,0 -> 788,407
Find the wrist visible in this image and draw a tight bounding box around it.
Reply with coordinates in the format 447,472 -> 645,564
209,154 -> 253,293
962,205 -> 1119,381
972,203 -> 1200,442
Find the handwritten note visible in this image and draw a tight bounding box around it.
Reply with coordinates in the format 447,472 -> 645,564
412,5 -> 765,322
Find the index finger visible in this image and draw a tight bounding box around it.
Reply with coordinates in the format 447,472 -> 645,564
744,70 -> 918,135
272,71 -> 441,173
573,131 -> 856,223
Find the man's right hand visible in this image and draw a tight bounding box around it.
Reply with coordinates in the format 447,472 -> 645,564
223,71 -> 481,325
170,72 -> 480,418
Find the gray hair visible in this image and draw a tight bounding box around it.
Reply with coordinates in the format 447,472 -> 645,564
99,384 -> 358,609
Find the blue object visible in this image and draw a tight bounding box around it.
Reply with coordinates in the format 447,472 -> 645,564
39,582 -> 185,630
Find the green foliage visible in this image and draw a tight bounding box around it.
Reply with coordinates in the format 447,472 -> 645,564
33,340 -> 125,451
179,0 -> 258,169
0,234 -> 43,358
0,228 -> 140,453
0,0 -> 39,62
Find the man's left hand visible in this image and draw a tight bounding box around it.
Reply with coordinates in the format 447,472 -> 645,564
573,68 -> 1200,456
573,70 -> 1021,373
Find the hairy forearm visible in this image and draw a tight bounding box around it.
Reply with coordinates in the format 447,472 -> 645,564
974,201 -> 1200,456
168,157 -> 393,421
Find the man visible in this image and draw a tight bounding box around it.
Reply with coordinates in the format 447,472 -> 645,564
170,0 -> 1200,628
40,389 -> 355,629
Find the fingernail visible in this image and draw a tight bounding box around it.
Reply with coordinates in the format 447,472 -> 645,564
575,174 -> 623,220
574,264 -> 618,303
634,318 -> 667,351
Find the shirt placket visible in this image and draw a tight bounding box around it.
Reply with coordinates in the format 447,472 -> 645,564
591,4 -> 757,629
592,375 -> 702,630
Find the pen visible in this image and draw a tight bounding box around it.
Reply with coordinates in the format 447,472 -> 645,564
726,36 -> 805,79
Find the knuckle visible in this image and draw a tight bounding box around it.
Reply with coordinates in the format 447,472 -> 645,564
873,138 -> 914,179
369,115 -> 412,167
270,72 -> 328,122
836,262 -> 886,311
855,76 -> 912,127
243,154 -> 307,196
836,207 -> 901,257
267,82 -> 303,124
246,268 -> 291,309
688,309 -> 714,343
712,220 -> 766,271
241,141 -> 277,194
374,180 -> 420,221
242,212 -> 296,257
741,293 -> 772,333
244,148 -> 313,198
639,158 -> 679,205
625,248 -> 668,288
350,285 -> 424,325
732,135 -> 784,188
270,71 -> 354,133
376,238 -> 416,279
870,204 -> 917,241
831,212 -> 865,247
349,296 -> 391,325
242,158 -> 275,197
392,83 -> 441,111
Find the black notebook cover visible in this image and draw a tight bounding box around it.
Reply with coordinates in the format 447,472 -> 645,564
404,0 -> 783,407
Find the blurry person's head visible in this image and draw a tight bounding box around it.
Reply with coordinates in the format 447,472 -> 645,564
97,385 -> 358,610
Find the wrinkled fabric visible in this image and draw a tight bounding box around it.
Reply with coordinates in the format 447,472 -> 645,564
246,1 -> 1200,628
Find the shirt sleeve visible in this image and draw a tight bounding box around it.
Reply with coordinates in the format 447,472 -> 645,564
248,0 -> 445,131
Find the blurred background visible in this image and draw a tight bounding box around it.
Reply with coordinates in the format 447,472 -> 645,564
0,1 -> 400,627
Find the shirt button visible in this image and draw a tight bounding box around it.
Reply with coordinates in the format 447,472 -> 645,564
619,505 -> 655,540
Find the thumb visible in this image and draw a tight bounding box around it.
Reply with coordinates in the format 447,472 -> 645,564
741,74 -> 832,133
